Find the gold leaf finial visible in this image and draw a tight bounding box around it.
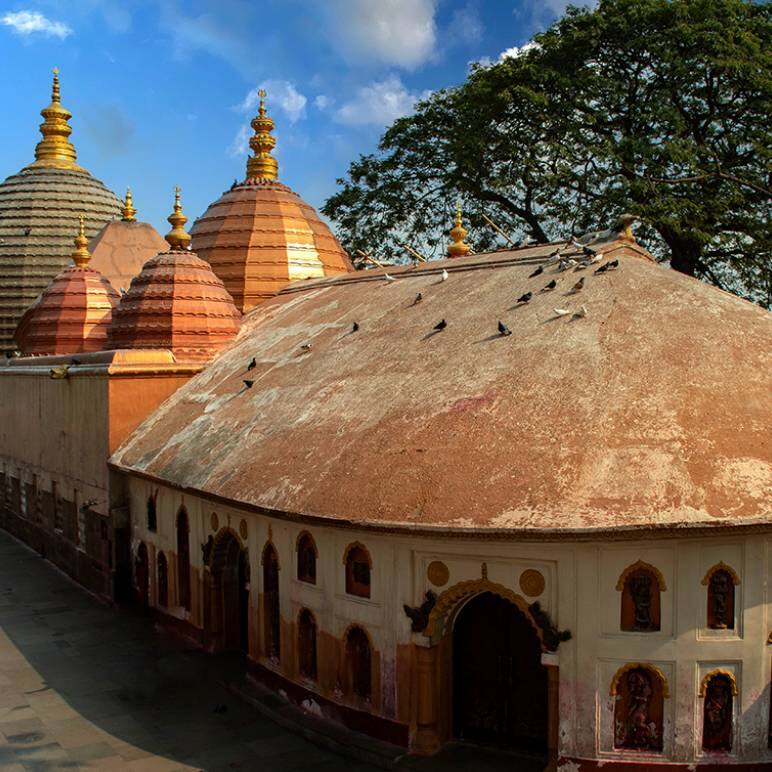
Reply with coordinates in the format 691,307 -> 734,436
31,68 -> 82,171
246,88 -> 279,180
447,200 -> 471,258
72,215 -> 91,268
122,187 -> 137,222
165,186 -> 191,250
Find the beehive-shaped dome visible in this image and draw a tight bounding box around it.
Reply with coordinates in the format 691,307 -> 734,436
190,90 -> 352,313
108,189 -> 241,362
88,188 -> 169,293
15,217 -> 119,356
0,70 -> 122,353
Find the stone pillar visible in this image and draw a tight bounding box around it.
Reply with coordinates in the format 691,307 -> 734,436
413,643 -> 440,754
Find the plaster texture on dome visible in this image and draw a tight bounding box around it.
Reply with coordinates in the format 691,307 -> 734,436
190,177 -> 353,313
108,249 -> 241,362
88,219 -> 168,295
111,241 -> 772,534
0,167 -> 121,351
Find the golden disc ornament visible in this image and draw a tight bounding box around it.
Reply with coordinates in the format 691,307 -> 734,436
239,519 -> 248,540
427,561 -> 450,587
519,569 -> 545,597
210,512 -> 219,532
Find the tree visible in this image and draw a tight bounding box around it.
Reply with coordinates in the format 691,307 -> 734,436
323,0 -> 771,306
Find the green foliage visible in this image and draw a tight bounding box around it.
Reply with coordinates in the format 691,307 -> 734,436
323,0 -> 771,306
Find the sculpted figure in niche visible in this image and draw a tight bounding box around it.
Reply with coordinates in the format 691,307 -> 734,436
614,667 -> 663,751
702,675 -> 733,751
708,570 -> 733,629
630,574 -> 653,631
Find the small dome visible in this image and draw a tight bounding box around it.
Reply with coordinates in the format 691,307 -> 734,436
15,217 -> 119,356
0,70 -> 121,353
88,188 -> 168,293
108,189 -> 241,362
190,90 -> 352,313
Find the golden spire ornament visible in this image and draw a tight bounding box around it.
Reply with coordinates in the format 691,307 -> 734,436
31,68 -> 83,172
447,201 -> 471,258
165,187 -> 191,250
122,187 -> 137,222
72,216 -> 91,268
246,89 -> 279,180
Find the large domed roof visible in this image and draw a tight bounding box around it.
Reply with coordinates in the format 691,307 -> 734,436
0,70 -> 121,352
190,90 -> 352,313
108,189 -> 241,362
15,217 -> 119,356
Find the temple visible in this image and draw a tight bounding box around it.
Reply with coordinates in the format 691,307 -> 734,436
0,71 -> 770,771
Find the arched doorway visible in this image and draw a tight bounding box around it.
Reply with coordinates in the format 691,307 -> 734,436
452,591 -> 547,752
262,543 -> 280,660
210,531 -> 249,652
135,542 -> 149,608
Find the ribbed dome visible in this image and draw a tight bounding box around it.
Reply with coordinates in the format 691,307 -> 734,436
15,220 -> 120,356
190,91 -> 352,314
0,71 -> 121,353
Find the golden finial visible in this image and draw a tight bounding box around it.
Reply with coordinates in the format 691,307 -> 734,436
122,187 -> 137,222
246,88 -> 279,180
165,186 -> 191,250
72,215 -> 91,268
31,68 -> 83,171
447,201 -> 471,258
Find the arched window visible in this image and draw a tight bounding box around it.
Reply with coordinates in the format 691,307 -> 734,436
147,492 -> 157,532
611,664 -> 668,751
177,507 -> 191,611
344,543 -> 372,598
262,543 -> 280,660
700,671 -> 736,751
345,625 -> 372,701
702,563 -> 739,630
157,552 -> 168,607
617,561 -> 665,632
298,608 -> 317,680
296,532 -> 317,584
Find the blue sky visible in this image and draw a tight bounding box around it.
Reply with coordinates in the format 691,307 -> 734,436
0,0 -> 580,234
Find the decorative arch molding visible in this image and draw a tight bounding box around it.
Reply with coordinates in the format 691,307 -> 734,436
698,669 -> 738,697
701,562 -> 741,586
423,575 -> 543,646
261,538 -> 281,569
615,560 -> 667,592
342,621 -> 375,650
296,530 -> 319,557
210,526 -> 244,573
298,606 -> 318,625
610,663 -> 670,698
342,541 -> 372,568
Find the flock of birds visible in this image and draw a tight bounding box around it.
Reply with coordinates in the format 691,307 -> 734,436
240,239 -> 621,391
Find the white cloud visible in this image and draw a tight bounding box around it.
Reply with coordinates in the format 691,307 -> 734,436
448,5 -> 483,46
238,80 -> 307,123
314,95 -> 332,110
334,76 -> 428,127
326,0 -> 437,69
228,124 -> 250,159
1,10 -> 72,39
499,40 -> 541,60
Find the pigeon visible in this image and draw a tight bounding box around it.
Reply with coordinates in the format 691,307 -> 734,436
548,245 -> 563,257
433,319 -> 447,332
553,308 -> 571,317
441,268 -> 449,282
247,357 -> 256,371
607,259 -> 619,270
352,322 -> 359,332
384,273 -> 396,282
594,262 -> 610,274
589,252 -> 604,264
528,266 -> 544,278
497,320 -> 512,336
581,244 -> 596,257
413,292 -> 423,305
572,305 -> 588,319
300,343 -> 312,350
519,237 -> 536,247
517,292 -> 532,304
71,358 -> 81,365
541,279 -> 557,292
50,366 -> 70,379
24,227 -> 31,236
570,277 -> 585,293
243,380 -> 254,389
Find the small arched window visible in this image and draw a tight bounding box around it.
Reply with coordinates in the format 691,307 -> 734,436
147,492 -> 157,532
700,671 -> 736,751
617,561 -> 665,632
612,664 -> 667,751
702,563 -> 739,630
298,608 -> 317,680
345,625 -> 372,701
344,543 -> 372,598
157,552 -> 168,607
297,532 -> 317,584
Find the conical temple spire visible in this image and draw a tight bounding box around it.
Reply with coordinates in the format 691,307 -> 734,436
122,187 -> 137,221
72,216 -> 91,268
447,202 -> 471,258
31,68 -> 83,172
246,89 -> 279,180
165,187 -> 191,250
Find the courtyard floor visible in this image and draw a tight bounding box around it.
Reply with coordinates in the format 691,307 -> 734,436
0,531 -> 543,772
